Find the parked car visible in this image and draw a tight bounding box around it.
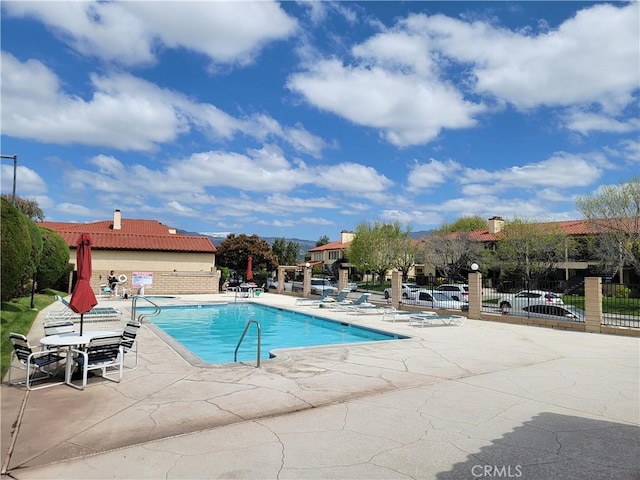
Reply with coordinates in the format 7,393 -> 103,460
521,304 -> 585,322
498,290 -> 563,312
435,284 -> 469,302
292,278 -> 339,295
383,283 -> 420,300
410,290 -> 467,311
266,278 -> 278,289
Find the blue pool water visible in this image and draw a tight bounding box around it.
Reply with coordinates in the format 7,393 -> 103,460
143,303 -> 406,364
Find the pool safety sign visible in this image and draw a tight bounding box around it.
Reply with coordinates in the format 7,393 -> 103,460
132,272 -> 153,289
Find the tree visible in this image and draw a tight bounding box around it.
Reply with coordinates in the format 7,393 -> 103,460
1,197 -> 32,301
216,234 -> 277,276
316,235 -> 330,247
0,194 -> 44,221
284,240 -> 300,265
347,221 -> 406,286
493,218 -> 570,288
271,238 -> 300,266
35,228 -> 71,290
421,217 -> 485,280
438,215 -> 487,233
576,177 -> 640,277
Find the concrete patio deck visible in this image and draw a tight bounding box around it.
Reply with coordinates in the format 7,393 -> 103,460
2,292 -> 638,479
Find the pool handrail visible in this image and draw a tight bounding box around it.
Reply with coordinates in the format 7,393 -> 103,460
234,320 -> 261,368
130,295 -> 162,324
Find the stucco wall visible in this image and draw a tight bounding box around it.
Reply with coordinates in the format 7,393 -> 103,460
67,249 -> 218,296
83,250 -> 215,273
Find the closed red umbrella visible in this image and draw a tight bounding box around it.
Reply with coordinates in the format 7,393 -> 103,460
246,256 -> 253,282
69,233 -> 98,335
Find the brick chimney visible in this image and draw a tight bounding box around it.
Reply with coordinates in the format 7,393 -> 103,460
487,216 -> 504,234
340,230 -> 354,244
113,209 -> 122,230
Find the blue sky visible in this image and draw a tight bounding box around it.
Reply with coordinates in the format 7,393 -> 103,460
1,1 -> 638,241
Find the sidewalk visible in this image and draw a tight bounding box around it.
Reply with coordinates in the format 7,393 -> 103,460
2,293 -> 638,479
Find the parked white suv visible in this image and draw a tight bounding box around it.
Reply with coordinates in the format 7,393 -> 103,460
383,283 -> 420,300
435,284 -> 469,303
498,290 -> 563,313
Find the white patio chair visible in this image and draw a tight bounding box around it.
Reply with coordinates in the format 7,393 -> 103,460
120,321 -> 140,371
67,335 -> 124,390
8,333 -> 65,390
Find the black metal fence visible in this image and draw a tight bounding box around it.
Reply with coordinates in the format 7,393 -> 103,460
475,277 -> 639,328
600,282 -> 640,328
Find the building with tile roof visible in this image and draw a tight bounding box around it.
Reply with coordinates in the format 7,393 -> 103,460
310,216 -> 637,286
39,210 -> 219,295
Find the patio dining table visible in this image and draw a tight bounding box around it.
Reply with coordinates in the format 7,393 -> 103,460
40,331 -> 120,386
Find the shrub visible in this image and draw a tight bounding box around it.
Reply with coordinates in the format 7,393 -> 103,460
1,198 -> 32,301
35,228 -> 70,290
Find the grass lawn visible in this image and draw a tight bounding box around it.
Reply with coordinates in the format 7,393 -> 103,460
1,290 -> 63,379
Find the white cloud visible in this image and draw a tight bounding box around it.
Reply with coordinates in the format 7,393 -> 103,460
288,3 -> 637,147
313,162 -> 393,193
565,111 -> 639,135
288,59 -> 484,147
3,1 -> 297,67
1,53 -> 325,156
1,164 -> 47,196
406,159 -> 463,193
409,3 -> 639,111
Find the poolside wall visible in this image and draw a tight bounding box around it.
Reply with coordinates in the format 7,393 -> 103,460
78,270 -> 220,296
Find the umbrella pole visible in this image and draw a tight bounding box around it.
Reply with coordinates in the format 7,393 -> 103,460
80,314 -> 84,336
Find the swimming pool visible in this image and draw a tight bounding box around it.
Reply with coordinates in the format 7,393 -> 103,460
143,303 -> 407,364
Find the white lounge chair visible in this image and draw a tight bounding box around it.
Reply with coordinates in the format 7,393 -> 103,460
347,303 -> 396,316
382,310 -> 438,322
311,289 -> 351,308
46,295 -> 121,322
296,290 -> 333,306
325,293 -> 372,311
409,314 -> 466,327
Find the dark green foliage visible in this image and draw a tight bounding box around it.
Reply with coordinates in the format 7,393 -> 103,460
35,228 -> 70,290
1,198 -> 32,301
271,237 -> 300,266
19,219 -> 44,296
216,233 -> 277,273
316,235 -> 330,247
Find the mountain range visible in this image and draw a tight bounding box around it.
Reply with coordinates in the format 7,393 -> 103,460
179,231 -> 434,254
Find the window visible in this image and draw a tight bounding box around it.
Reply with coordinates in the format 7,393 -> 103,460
418,292 -> 433,301
328,250 -> 340,260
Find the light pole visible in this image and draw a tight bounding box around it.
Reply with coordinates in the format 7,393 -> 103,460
0,154 -> 18,204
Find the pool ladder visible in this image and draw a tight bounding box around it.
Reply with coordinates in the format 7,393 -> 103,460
234,320 -> 261,367
130,295 -> 162,324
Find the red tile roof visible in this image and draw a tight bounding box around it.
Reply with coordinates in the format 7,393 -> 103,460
38,218 -> 216,253
467,218 -> 623,242
309,240 -> 350,252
